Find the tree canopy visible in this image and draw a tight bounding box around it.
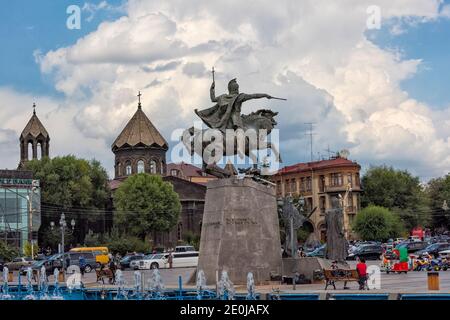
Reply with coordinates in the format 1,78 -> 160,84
426,174 -> 450,230
114,173 -> 181,240
24,155 -> 110,247
353,205 -> 404,241
361,166 -> 430,230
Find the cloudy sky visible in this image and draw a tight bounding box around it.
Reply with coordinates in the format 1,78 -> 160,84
1,0 -> 450,181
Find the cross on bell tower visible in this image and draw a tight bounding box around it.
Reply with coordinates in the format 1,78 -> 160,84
137,91 -> 142,109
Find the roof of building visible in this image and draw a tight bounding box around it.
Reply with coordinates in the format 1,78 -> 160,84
108,175 -> 206,201
166,162 -> 216,179
275,157 -> 360,176
112,104 -> 168,151
20,110 -> 49,140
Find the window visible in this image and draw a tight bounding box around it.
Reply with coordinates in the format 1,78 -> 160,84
305,177 -> 312,191
117,163 -> 122,176
319,175 -> 325,192
330,173 -> 343,186
347,192 -> 353,209
37,142 -> 42,160
160,162 -> 164,175
300,177 -> 305,192
137,160 -> 145,173
355,173 -> 360,186
285,181 -> 290,194
125,161 -> 132,175
171,169 -> 179,177
347,173 -> 352,186
290,179 -> 297,193
150,160 -> 157,174
319,196 -> 326,214
28,142 -> 33,160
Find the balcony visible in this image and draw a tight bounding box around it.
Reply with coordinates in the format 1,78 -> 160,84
324,184 -> 361,193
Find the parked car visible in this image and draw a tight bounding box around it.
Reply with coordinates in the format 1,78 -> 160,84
347,244 -> 383,260
412,243 -> 450,258
5,257 -> 34,270
305,244 -> 326,258
438,249 -> 450,259
120,254 -> 144,269
132,254 -> 155,270
138,251 -> 199,270
175,245 -> 196,252
396,241 -> 429,253
22,252 -> 97,274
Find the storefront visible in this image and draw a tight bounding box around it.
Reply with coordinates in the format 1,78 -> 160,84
0,170 -> 41,253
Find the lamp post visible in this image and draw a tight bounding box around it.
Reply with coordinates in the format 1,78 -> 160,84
51,213 -> 75,270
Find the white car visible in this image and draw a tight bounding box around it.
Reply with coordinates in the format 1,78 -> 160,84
131,254 -> 155,270
138,252 -> 199,270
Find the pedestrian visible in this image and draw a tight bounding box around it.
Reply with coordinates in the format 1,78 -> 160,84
79,255 -> 86,276
109,258 -> 117,283
356,257 -> 368,290
168,252 -> 173,269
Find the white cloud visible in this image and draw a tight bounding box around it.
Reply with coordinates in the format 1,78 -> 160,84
1,0 -> 450,180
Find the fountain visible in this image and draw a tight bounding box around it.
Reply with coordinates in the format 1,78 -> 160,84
218,271 -> 235,300
23,267 -> 37,300
52,268 -> 64,300
246,272 -> 256,300
147,268 -> 165,300
115,270 -> 128,300
131,271 -> 142,300
196,269 -> 207,300
38,266 -> 50,299
1,266 -> 12,300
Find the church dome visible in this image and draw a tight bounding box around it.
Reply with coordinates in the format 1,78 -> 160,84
112,103 -> 168,151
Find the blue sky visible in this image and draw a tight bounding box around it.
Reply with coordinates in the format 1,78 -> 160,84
0,0 -> 125,97
370,11 -> 450,109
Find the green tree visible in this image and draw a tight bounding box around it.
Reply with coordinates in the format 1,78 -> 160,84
0,241 -> 19,261
114,174 -> 181,240
361,166 -> 430,230
24,155 -> 110,247
426,174 -> 450,229
353,205 -> 405,241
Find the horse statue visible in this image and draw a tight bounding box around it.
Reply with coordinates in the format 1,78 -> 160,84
183,109 -> 282,178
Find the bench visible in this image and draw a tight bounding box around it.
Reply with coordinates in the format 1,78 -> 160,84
323,269 -> 360,290
96,268 -> 115,285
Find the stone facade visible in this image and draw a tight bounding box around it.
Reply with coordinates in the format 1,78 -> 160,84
198,177 -> 282,285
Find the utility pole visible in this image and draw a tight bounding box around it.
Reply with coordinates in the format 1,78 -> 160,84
304,123 -> 316,162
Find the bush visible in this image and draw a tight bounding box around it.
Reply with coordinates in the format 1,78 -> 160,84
353,205 -> 404,241
0,241 -> 19,261
23,241 -> 39,258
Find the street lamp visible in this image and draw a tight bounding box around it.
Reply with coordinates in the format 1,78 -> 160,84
50,213 -> 75,271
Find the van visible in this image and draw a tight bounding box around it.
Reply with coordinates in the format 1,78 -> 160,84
69,247 -> 109,265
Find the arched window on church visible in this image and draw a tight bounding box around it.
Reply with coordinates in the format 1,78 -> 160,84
150,160 -> 156,174
117,163 -> 122,177
125,161 -> 132,176
37,142 -> 42,160
28,141 -> 33,160
137,160 -> 145,174
160,161 -> 164,175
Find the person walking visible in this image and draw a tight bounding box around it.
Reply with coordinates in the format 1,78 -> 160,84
356,258 -> 368,290
168,252 -> 173,269
79,255 -> 86,277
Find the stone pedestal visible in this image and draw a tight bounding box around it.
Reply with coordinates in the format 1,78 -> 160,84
198,177 -> 282,285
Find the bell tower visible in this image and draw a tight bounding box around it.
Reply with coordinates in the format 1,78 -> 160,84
18,103 -> 50,168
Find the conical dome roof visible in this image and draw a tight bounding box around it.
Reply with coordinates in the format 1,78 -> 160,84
112,104 -> 168,151
20,108 -> 49,140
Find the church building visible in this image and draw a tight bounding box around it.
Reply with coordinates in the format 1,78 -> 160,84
109,93 -> 206,249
